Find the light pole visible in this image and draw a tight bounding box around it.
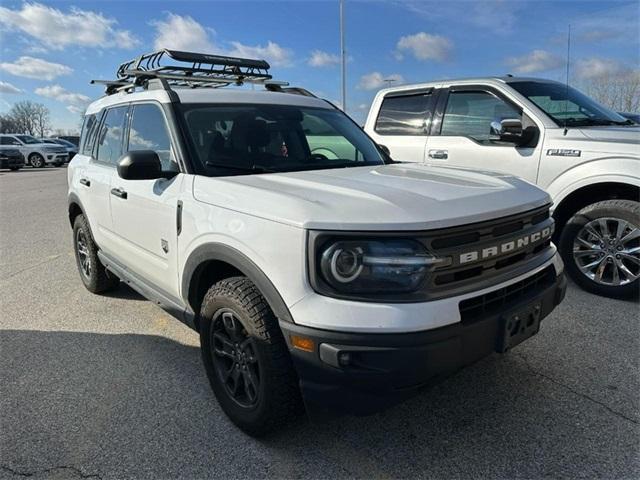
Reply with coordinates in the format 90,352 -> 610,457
340,0 -> 346,112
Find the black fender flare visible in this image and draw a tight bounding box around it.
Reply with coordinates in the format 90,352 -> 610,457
182,243 -> 294,323
68,192 -> 86,226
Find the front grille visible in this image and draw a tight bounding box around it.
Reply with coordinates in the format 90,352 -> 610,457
459,266 -> 555,323
424,205 -> 554,296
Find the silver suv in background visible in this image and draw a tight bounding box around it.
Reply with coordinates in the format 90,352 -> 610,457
365,77 -> 639,298
0,134 -> 68,167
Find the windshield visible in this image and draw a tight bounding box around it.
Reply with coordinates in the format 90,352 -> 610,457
509,81 -> 633,127
16,135 -> 41,144
180,104 -> 385,176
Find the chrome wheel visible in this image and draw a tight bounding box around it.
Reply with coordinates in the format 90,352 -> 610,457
76,229 -> 92,279
210,309 -> 260,408
573,217 -> 640,286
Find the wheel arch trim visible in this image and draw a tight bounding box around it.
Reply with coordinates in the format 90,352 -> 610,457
182,243 -> 294,323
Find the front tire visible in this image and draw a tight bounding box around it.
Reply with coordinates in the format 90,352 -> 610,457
72,214 -> 119,293
29,153 -> 45,168
559,200 -> 639,299
199,277 -> 303,436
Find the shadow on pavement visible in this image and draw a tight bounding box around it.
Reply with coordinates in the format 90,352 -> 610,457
0,329 -> 637,479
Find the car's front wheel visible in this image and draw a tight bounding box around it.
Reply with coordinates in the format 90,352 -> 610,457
29,153 -> 45,168
199,277 -> 303,436
72,214 -> 119,293
559,200 -> 639,299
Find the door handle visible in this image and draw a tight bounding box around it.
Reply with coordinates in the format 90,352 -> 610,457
79,178 -> 91,187
428,149 -> 448,160
110,187 -> 127,199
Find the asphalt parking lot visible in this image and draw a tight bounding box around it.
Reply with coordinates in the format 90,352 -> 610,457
0,167 -> 638,479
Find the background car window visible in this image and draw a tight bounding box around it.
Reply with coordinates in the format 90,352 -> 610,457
96,107 -> 127,165
375,93 -> 432,135
127,104 -> 176,171
441,91 -> 521,143
0,136 -> 21,146
80,114 -> 99,156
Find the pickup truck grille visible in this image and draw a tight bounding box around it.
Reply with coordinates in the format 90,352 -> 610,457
423,205 -> 555,299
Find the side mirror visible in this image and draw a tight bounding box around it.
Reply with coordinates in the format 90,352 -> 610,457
117,150 -> 164,180
490,118 -> 537,147
378,144 -> 391,156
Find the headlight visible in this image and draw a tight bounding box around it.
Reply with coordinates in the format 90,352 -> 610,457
312,236 -> 446,299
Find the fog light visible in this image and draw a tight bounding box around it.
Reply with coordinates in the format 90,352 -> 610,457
291,335 -> 315,352
338,352 -> 351,366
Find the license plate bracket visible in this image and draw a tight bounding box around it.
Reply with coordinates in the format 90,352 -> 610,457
497,302 -> 542,353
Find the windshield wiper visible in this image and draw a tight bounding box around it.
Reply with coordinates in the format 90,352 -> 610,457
205,162 -> 276,173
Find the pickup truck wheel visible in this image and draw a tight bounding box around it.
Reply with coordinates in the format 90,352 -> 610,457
560,200 -> 639,299
29,153 -> 45,168
200,277 -> 303,436
73,214 -> 119,293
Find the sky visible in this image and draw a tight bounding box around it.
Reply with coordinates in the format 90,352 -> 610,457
0,0 -> 639,131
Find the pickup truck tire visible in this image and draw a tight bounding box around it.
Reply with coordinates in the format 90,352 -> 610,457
199,276 -> 303,436
560,200 -> 639,299
29,153 -> 45,168
73,214 -> 119,293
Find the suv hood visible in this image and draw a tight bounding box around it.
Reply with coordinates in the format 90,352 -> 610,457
193,164 -> 550,230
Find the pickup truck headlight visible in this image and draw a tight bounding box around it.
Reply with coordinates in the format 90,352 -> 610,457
310,235 -> 445,299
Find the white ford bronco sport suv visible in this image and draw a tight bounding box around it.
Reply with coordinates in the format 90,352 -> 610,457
365,77 -> 640,299
68,51 -> 566,435
0,134 -> 68,167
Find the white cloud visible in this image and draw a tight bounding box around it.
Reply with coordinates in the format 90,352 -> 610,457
0,2 -> 138,50
151,13 -> 292,67
35,85 -> 91,112
0,57 -> 72,80
228,41 -> 293,67
0,81 -> 23,94
152,13 -> 216,52
308,50 -> 341,67
395,32 -> 452,62
505,50 -> 564,74
358,72 -> 405,91
575,57 -> 624,80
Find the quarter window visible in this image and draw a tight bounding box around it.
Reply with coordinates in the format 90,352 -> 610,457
127,104 -> 176,170
441,91 -> 521,143
96,107 -> 127,165
375,93 -> 433,136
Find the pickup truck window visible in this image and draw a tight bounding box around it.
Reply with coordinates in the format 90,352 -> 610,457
441,91 -> 521,143
181,104 -> 384,176
127,104 -> 176,171
509,81 -> 630,127
0,136 -> 21,146
375,93 -> 432,136
96,106 -> 127,165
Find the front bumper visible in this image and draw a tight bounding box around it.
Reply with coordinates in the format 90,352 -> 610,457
45,153 -> 68,163
281,268 -> 566,417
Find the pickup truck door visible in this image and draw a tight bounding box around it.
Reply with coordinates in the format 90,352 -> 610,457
365,89 -> 436,163
425,86 -> 542,183
109,102 -> 185,299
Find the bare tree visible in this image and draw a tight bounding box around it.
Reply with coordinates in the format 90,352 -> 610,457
0,114 -> 21,133
6,101 -> 51,136
580,69 -> 640,113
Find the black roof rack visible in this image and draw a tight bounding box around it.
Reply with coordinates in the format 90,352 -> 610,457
92,49 -> 273,95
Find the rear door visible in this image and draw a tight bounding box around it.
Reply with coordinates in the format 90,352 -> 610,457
84,105 -> 128,253
109,102 -> 184,298
425,86 -> 542,183
366,89 -> 436,162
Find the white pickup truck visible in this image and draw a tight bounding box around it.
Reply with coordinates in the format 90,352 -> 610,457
365,77 -> 639,298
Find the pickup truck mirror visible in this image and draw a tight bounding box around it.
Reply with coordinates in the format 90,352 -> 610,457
377,144 -> 391,156
490,118 -> 537,147
117,150 -> 166,180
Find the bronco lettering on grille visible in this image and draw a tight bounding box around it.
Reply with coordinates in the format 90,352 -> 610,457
459,227 -> 552,264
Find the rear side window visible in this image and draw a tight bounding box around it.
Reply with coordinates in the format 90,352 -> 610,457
375,92 -> 433,135
127,104 -> 176,171
80,114 -> 99,155
0,136 -> 21,146
96,106 -> 128,165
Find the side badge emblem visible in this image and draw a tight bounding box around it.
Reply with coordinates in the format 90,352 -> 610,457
161,239 -> 169,253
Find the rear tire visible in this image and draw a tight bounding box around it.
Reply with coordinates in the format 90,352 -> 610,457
72,214 -> 119,293
559,200 -> 639,299
199,276 -> 303,436
29,153 -> 45,168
